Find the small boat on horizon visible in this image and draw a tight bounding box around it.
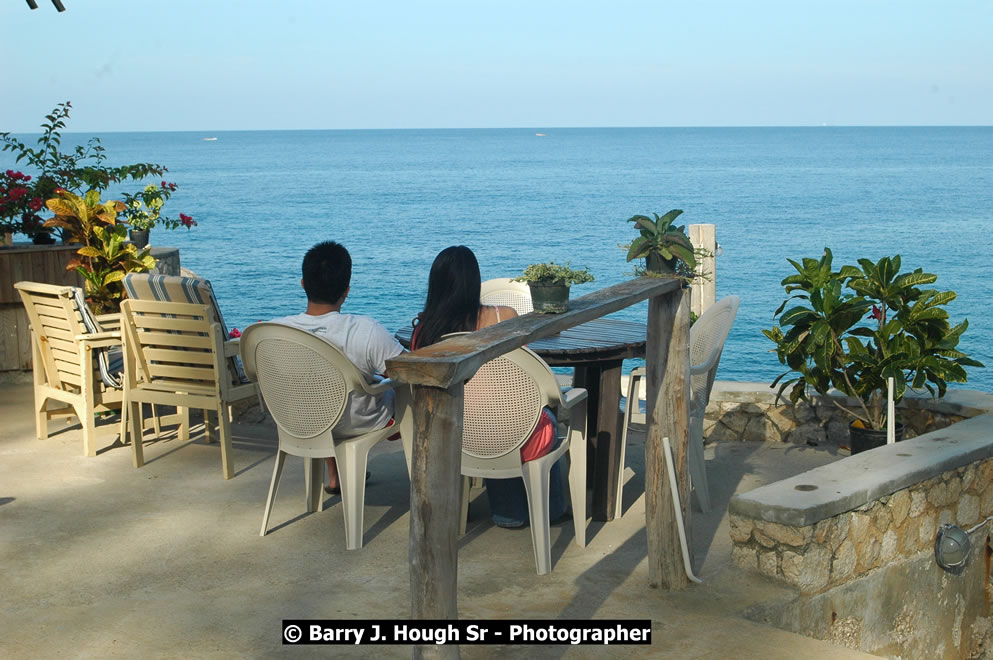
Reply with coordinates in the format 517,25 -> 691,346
535,133 -> 546,137
202,137 -> 218,141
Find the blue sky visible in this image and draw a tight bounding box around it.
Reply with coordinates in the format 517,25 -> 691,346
2,0 -> 990,132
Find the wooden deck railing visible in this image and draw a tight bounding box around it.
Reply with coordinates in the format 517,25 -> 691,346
386,276 -> 693,659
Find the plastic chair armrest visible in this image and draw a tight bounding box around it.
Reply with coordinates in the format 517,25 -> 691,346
561,386 -> 588,407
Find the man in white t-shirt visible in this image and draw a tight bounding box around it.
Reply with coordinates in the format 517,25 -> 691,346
272,241 -> 404,493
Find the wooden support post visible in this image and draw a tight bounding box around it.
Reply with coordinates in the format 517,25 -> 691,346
409,383 -> 464,660
689,223 -> 716,319
644,286 -> 692,589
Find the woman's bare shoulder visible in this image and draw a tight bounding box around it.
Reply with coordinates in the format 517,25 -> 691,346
478,304 -> 518,329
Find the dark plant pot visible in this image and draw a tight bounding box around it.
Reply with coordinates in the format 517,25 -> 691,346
645,252 -> 677,275
129,229 -> 150,249
528,282 -> 570,314
849,421 -> 905,455
32,231 -> 56,245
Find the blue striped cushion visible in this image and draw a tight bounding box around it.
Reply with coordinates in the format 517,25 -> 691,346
71,288 -> 123,389
122,273 -> 247,384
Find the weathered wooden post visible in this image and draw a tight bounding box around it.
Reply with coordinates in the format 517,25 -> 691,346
644,285 -> 692,589
408,383 -> 464,660
689,223 -> 716,319
387,277 -> 690,658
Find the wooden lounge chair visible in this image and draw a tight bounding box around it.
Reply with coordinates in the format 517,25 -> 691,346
15,281 -> 124,456
119,298 -> 258,479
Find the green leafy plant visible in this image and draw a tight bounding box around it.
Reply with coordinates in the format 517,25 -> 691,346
1,102 -> 167,239
120,182 -> 196,231
625,209 -> 698,276
513,262 -> 595,286
763,248 -> 983,431
72,224 -> 156,314
45,189 -> 156,313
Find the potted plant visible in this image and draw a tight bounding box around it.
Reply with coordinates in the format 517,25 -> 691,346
44,189 -> 157,313
119,182 -> 196,248
513,262 -> 594,313
764,248 -> 983,453
625,209 -> 698,276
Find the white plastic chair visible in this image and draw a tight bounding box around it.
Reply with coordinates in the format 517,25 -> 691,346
480,278 -> 533,315
240,322 -> 412,549
616,295 -> 739,515
456,336 -> 588,575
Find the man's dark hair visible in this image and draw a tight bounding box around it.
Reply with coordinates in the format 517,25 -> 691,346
302,241 -> 351,305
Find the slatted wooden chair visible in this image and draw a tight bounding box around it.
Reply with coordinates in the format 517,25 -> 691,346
15,281 -> 125,456
119,298 -> 258,479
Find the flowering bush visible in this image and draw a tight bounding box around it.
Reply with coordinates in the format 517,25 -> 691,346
119,182 -> 196,231
2,101 -> 168,240
0,170 -> 44,235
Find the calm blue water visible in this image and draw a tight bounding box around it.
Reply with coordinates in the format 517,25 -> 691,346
5,127 -> 992,390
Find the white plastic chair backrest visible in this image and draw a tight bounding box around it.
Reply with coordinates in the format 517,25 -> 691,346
480,278 -> 533,315
689,296 -> 739,418
240,322 -> 372,457
442,332 -> 560,470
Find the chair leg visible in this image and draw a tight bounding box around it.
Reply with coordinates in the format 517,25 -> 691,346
459,475 -> 471,536
178,406 -> 190,442
305,457 -> 323,513
217,404 -> 234,479
204,409 -> 216,444
616,371 -> 641,519
128,400 -> 145,468
521,463 -> 553,576
260,450 -> 287,536
689,420 -> 711,513
151,404 -> 161,437
568,400 -> 588,548
34,395 -> 48,442
336,440 -> 372,551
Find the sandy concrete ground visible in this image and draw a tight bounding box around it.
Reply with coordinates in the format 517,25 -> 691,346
0,382 -> 875,659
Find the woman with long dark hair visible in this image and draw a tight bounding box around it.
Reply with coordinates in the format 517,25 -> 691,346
411,245 -> 567,528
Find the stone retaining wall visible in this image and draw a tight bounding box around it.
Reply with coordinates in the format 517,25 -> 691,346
729,456 -> 993,594
703,381 -> 975,446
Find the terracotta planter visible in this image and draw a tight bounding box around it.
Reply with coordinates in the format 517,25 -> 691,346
528,282 -> 570,314
849,421 -> 905,455
129,229 -> 150,249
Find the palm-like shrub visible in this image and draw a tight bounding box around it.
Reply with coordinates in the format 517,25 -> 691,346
764,249 -> 983,430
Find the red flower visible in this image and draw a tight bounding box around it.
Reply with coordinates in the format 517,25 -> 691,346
868,305 -> 882,321
28,197 -> 42,211
161,180 -> 168,188
229,328 -> 242,339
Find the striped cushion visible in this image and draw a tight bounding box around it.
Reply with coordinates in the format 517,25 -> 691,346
122,273 -> 247,384
71,287 -> 123,389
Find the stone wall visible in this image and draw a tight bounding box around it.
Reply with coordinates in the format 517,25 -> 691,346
703,381 -> 971,446
729,456 -> 993,594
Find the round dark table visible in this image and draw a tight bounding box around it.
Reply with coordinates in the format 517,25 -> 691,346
395,317 -> 646,522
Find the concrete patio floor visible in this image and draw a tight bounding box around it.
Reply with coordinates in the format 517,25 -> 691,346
0,381 -> 875,659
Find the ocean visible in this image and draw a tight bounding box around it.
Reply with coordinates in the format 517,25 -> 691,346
5,127 -> 992,391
